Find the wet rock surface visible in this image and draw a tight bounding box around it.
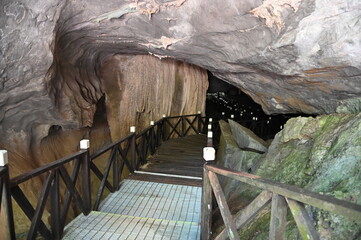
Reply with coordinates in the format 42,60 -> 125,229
216,120 -> 263,211
228,119 -> 269,152
217,114 -> 361,239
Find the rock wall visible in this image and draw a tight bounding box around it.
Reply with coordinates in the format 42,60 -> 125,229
2,0 -> 361,123
216,114 -> 361,239
0,54 -> 208,237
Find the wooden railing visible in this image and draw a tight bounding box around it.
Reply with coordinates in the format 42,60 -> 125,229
9,149 -> 91,240
201,165 -> 361,240
90,134 -> 135,210
163,114 -> 204,139
0,165 -> 16,239
0,113 -> 204,240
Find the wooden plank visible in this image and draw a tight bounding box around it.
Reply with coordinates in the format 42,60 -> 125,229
166,118 -> 182,139
201,168 -> 212,240
131,134 -> 136,170
59,166 -> 86,213
27,171 -> 54,240
50,170 -> 61,239
165,114 -> 200,119
89,162 -> 113,191
11,185 -> 52,239
60,158 -> 81,231
215,190 -> 272,240
93,147 -> 115,210
81,149 -> 91,215
208,171 -> 240,240
89,134 -> 133,160
269,194 -> 287,240
118,145 -> 134,173
10,150 -> 86,186
286,198 -> 319,240
128,173 -> 202,187
113,148 -> 119,191
140,135 -> 206,178
206,165 -> 361,221
2,165 -> 16,240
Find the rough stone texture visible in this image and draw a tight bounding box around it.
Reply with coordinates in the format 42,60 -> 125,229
238,114 -> 361,239
1,1 -> 360,129
216,120 -> 263,210
0,53 -> 208,236
1,0 -> 361,237
228,119 -> 269,152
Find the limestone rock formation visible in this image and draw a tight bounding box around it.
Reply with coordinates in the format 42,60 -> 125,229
228,119 -> 269,152
1,0 -> 361,237
217,114 -> 361,239
216,120 -> 263,211
0,53 -> 208,236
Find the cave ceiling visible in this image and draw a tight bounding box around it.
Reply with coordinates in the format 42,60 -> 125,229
1,0 -> 361,121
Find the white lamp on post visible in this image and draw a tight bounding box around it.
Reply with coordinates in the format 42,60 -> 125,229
0,150 -> 8,166
130,126 -> 136,133
203,147 -> 215,161
80,139 -> 90,150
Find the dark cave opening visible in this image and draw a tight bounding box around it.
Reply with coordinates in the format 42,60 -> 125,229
205,72 -> 312,141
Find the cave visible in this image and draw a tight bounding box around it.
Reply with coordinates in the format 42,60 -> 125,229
0,0 -> 361,239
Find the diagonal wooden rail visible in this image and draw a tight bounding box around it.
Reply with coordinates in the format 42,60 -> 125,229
0,113 -> 205,240
201,164 -> 361,240
201,120 -> 361,240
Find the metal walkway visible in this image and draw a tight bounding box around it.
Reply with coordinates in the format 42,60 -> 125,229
62,135 -> 206,240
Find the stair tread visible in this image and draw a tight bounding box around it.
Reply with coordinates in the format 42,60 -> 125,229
99,179 -> 201,222
63,180 -> 201,239
63,211 -> 200,240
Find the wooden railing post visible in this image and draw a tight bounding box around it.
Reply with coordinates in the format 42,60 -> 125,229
162,114 -> 167,141
80,140 -> 91,215
156,122 -> 161,148
201,146 -> 216,240
197,111 -> 202,134
112,145 -> 119,192
0,150 -> 16,240
181,117 -> 185,137
50,170 -> 61,239
269,194 -> 287,240
130,126 -> 136,171
201,166 -> 212,240
150,121 -> 155,154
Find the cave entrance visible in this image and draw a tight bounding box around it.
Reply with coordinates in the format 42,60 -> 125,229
206,72 -> 295,141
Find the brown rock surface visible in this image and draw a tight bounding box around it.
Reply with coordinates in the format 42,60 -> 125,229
0,0 -> 361,235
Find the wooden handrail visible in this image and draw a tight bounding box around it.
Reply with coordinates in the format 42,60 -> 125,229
2,113 -> 203,240
10,150 -> 87,187
90,133 -> 134,160
0,165 -> 16,240
164,113 -> 200,119
202,164 -> 361,240
205,164 -> 361,221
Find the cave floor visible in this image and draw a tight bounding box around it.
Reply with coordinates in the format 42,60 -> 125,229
136,134 -> 206,181
62,134 -> 206,239
63,180 -> 201,240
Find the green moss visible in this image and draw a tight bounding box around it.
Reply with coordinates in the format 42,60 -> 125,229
238,210 -> 271,240
217,113 -> 361,239
256,142 -> 312,187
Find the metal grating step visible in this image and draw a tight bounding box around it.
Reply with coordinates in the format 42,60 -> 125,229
62,211 -> 200,240
99,180 -> 202,223
63,180 -> 201,239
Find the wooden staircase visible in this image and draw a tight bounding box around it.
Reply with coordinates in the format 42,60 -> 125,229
62,179 -> 201,239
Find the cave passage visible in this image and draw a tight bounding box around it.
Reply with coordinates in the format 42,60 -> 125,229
206,72 -> 311,140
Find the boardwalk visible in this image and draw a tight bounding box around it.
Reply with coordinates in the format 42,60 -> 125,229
63,134 -> 206,240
